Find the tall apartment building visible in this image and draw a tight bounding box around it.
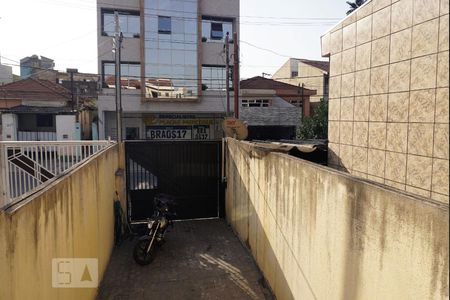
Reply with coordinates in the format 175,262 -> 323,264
20,55 -> 55,78
97,0 -> 239,140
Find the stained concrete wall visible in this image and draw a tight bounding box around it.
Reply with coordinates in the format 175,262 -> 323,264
0,144 -> 120,300
225,138 -> 449,300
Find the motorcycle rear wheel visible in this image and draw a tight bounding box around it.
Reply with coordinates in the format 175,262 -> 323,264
133,238 -> 156,266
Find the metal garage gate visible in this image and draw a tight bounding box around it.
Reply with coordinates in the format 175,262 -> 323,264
125,141 -> 223,222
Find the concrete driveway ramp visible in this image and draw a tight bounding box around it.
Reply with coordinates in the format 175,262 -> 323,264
97,219 -> 273,300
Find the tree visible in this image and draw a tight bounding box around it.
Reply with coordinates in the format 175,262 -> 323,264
297,98 -> 328,140
346,0 -> 366,15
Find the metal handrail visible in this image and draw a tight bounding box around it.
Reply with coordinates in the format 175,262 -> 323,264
0,140 -> 116,209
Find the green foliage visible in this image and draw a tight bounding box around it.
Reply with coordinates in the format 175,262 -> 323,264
297,98 -> 328,140
346,0 -> 366,15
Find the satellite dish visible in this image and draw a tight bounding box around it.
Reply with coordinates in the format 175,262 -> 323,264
223,117 -> 248,140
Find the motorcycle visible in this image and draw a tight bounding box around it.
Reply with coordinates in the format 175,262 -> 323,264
133,194 -> 176,265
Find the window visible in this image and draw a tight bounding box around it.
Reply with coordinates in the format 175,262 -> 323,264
37,114 -> 54,128
323,74 -> 329,97
202,17 -> 234,42
210,23 -> 224,40
126,127 -> 140,140
291,71 -> 298,77
158,16 -> 172,34
143,0 -> 199,100
202,65 -> 233,91
102,9 -> 140,38
242,99 -> 270,107
102,61 -> 141,89
289,100 -> 304,108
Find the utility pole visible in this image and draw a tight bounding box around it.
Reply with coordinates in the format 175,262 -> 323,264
66,68 -> 78,114
114,11 -> 123,142
233,32 -> 239,119
225,32 -> 231,117
300,83 -> 305,120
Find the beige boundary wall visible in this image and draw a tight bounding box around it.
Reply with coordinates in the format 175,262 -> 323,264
225,138 -> 448,300
0,144 -> 120,300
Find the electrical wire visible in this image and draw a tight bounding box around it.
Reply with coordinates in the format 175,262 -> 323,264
29,0 -> 341,25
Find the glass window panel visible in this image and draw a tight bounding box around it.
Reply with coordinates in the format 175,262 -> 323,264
223,23 -> 233,37
103,14 -> 115,36
143,0 -> 199,99
145,50 -> 158,64
173,66 -> 185,76
128,15 -> 140,37
119,15 -> 129,34
185,34 -> 197,43
184,20 -> 197,35
145,39 -> 158,50
158,40 -> 172,50
158,65 -> 172,77
183,1 -> 197,13
103,11 -> 140,38
184,66 -> 197,79
104,63 -> 115,76
145,0 -> 157,9
159,51 -> 172,64
145,16 -> 158,32
211,23 -> 223,40
145,64 -> 158,77
185,43 -> 196,51
172,50 -> 185,65
172,19 -> 184,34
129,65 -> 141,77
184,51 -> 197,65
103,62 -> 141,89
158,0 -> 171,11
158,16 -> 172,34
201,66 -> 232,90
159,33 -> 171,41
171,33 -> 184,42
201,22 -> 210,40
201,19 -> 233,43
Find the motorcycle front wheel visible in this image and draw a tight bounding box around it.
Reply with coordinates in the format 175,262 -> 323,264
133,238 -> 156,266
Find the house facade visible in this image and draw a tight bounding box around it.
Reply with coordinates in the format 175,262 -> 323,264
96,0 -> 239,141
0,78 -> 77,141
272,58 -> 329,107
240,76 -> 316,140
321,0 -> 449,203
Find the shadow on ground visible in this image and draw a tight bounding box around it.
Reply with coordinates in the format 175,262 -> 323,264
97,219 -> 273,300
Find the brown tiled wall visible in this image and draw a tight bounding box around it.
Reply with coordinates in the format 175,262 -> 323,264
322,0 -> 449,203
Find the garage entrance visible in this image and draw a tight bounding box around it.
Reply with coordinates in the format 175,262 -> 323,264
125,141 -> 223,222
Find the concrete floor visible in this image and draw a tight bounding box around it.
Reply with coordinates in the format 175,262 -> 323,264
97,219 -> 273,300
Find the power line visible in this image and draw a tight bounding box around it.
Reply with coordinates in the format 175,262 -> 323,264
30,0 -> 341,25
240,41 -> 292,58
94,0 -> 343,21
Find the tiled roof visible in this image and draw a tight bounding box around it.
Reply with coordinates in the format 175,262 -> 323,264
0,77 -> 71,102
240,76 -> 317,95
0,105 -> 75,114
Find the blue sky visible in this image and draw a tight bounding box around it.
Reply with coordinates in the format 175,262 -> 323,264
0,0 -> 348,78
